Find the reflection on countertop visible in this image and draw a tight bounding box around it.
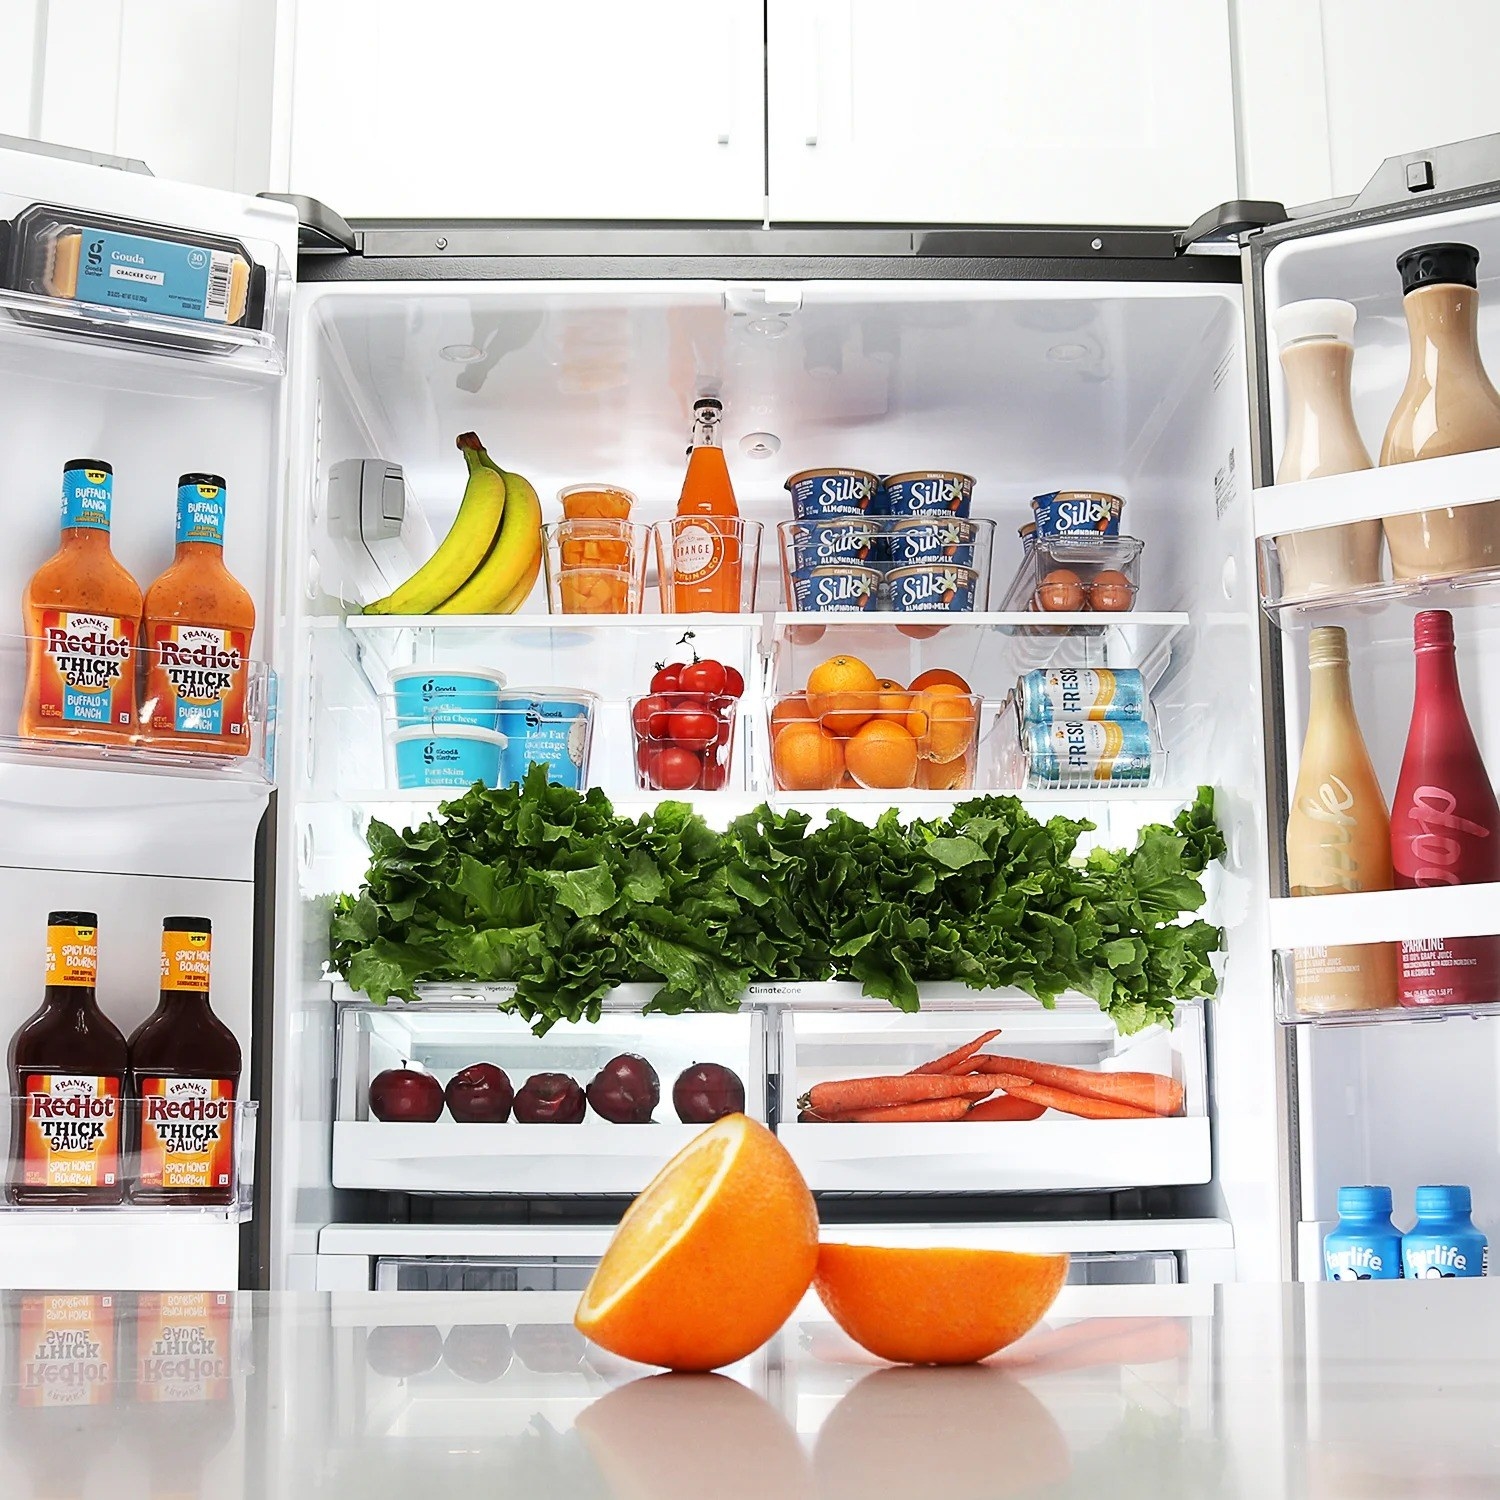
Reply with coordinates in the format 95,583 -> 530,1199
4,1281 -> 1500,1497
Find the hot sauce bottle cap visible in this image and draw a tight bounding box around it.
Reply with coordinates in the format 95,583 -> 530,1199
48,909 -> 98,927
63,459 -> 112,477
163,915 -> 212,935
1397,242 -> 1479,295
179,472 -> 226,492
1413,608 -> 1455,650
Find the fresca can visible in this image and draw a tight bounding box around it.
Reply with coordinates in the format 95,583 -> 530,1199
784,468 -> 880,519
782,518 -> 880,568
1019,668 -> 1146,724
790,564 -> 882,612
887,563 -> 980,612
1024,718 -> 1152,785
882,471 -> 975,517
887,516 -> 986,567
1031,490 -> 1125,538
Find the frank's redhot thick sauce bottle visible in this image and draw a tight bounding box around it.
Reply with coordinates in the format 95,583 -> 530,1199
127,917 -> 241,1206
20,460 -> 143,743
139,474 -> 256,756
6,912 -> 128,1205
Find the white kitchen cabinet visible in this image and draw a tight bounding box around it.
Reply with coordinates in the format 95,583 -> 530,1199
765,0 -> 1238,226
282,0 -> 766,220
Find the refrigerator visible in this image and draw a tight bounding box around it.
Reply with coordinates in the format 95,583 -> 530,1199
0,128 -> 1496,1300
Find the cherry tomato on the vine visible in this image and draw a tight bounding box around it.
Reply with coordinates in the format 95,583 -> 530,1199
650,662 -> 685,694
647,746 -> 701,790
679,659 -> 727,697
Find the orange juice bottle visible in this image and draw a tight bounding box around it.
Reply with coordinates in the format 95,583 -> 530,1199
140,474 -> 256,756
672,397 -> 742,612
21,459 -> 143,743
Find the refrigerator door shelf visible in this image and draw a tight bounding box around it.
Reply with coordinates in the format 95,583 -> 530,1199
1258,541 -> 1500,625
1268,882 -> 1500,952
0,1098 -> 256,1220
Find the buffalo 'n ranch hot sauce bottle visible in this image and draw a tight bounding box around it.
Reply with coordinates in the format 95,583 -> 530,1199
127,917 -> 241,1206
140,474 -> 256,756
20,459 -> 143,744
7,912 -> 128,1205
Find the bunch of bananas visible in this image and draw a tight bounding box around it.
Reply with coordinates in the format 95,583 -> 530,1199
363,432 -> 542,615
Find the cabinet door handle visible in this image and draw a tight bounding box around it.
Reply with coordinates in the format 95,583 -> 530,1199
716,9 -> 735,144
803,8 -> 823,147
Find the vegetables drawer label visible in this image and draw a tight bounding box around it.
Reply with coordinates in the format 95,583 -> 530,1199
21,1074 -> 121,1187
143,624 -> 249,738
17,1294 -> 116,1408
136,1077 -> 235,1192
36,610 -> 136,726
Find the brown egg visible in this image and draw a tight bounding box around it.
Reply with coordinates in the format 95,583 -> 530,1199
1036,568 -> 1086,612
1087,569 -> 1134,612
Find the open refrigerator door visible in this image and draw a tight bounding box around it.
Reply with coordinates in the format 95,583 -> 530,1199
1248,134 -> 1500,1280
0,141 -> 297,1288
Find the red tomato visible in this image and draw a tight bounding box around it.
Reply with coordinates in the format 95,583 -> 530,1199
708,697 -> 736,745
647,746 -> 701,790
698,757 -> 728,791
631,694 -> 673,742
679,659 -> 727,696
721,665 -> 746,698
650,663 -> 685,694
668,709 -> 719,749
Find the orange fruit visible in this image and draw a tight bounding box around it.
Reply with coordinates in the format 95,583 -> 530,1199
805,654 -> 880,735
812,1244 -> 1067,1365
845,719 -> 918,790
916,750 -> 975,791
773,720 -> 845,791
575,1115 -> 818,1371
909,683 -> 977,764
908,668 -> 972,694
770,693 -> 813,741
872,677 -> 914,727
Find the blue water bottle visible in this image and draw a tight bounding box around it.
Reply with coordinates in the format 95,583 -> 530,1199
1324,1185 -> 1403,1280
1402,1185 -> 1487,1278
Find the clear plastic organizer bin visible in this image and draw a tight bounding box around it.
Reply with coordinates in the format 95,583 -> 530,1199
774,1006 -> 1208,1193
1,200 -> 291,368
995,691 -> 1167,791
0,1097 -> 256,1217
998,535 -> 1143,614
777,518 -> 995,613
333,1004 -> 766,1194
766,690 -> 983,793
0,632 -> 276,781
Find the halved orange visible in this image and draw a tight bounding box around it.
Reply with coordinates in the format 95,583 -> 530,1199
812,1243 -> 1067,1365
575,1115 -> 819,1371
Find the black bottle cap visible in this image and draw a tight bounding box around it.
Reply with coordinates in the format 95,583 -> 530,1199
691,397 -> 723,413
179,473 -> 226,492
47,910 -> 98,927
63,459 -> 111,477
163,916 -> 212,935
1398,242 -> 1480,295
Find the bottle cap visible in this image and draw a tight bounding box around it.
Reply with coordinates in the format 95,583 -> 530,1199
47,910 -> 98,927
1337,1184 -> 1393,1215
63,459 -> 112,477
162,916 -> 212,935
692,397 -> 723,414
1398,242 -> 1480,295
1307,625 -> 1349,668
1415,1184 -> 1471,1216
179,472 -> 226,492
1272,298 -> 1357,350
1413,609 -> 1455,649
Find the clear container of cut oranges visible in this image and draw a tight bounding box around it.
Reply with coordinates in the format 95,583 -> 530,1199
545,485 -> 649,614
1000,535 -> 1143,613
768,657 -> 982,793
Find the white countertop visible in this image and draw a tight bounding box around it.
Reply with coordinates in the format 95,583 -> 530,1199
4,1280 -> 1499,1498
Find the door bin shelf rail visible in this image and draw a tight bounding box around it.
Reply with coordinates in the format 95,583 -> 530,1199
1268,882 -> 1500,952
331,1006 -> 766,1195
774,1005 -> 1208,1193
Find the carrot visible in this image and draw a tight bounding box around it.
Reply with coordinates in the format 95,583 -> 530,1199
987,1075 -> 1157,1120
906,1028 -> 1002,1076
801,1073 -> 998,1115
965,1094 -> 1046,1122
825,1098 -> 976,1123
969,1056 -> 1184,1117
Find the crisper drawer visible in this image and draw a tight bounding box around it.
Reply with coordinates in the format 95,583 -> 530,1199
332,1006 -> 765,1195
774,1004 -> 1209,1193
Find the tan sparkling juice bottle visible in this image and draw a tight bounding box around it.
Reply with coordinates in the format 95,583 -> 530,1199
1285,626 -> 1398,1012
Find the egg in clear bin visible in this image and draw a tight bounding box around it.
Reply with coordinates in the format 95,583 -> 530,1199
1087,569 -> 1134,612
1036,568 -> 1086,611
